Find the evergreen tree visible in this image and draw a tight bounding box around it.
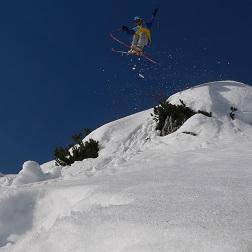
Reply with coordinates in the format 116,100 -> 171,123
54,129 -> 99,167
151,99 -> 212,136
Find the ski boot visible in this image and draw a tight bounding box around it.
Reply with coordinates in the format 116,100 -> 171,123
128,46 -> 144,56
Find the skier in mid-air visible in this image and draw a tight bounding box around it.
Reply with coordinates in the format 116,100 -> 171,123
121,9 -> 158,56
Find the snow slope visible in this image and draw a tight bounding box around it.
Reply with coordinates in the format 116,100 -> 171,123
0,81 -> 252,252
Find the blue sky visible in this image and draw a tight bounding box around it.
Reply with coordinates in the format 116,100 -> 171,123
0,0 -> 251,173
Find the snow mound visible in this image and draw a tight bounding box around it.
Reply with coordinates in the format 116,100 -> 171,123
47,80 -> 252,179
168,80 -> 252,123
12,161 -> 61,186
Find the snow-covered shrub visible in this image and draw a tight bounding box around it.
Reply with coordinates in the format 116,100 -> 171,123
151,100 -> 196,136
54,147 -> 72,167
54,129 -> 99,167
151,99 -> 212,136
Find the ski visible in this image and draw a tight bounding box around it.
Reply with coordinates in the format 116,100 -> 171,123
112,48 -> 159,65
112,48 -> 130,55
110,32 -> 160,65
110,32 -> 131,49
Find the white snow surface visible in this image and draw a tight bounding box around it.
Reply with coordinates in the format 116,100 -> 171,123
0,81 -> 252,251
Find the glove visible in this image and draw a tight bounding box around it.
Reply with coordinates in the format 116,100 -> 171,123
153,8 -> 158,17
122,25 -> 129,32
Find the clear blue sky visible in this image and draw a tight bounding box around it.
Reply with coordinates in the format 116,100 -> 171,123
0,0 -> 251,173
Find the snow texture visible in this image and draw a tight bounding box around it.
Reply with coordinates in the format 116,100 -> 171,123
0,81 -> 252,252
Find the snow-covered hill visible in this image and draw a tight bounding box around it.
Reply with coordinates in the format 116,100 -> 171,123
0,81 -> 252,252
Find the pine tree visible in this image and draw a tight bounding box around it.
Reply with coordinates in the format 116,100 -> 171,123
151,99 -> 212,136
54,129 -> 99,166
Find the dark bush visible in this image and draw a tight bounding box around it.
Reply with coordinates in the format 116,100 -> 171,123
151,100 -> 196,135
230,106 -> 238,120
54,147 -> 73,167
54,129 -> 99,167
151,99 -> 212,136
198,110 -> 212,117
182,131 -> 198,136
